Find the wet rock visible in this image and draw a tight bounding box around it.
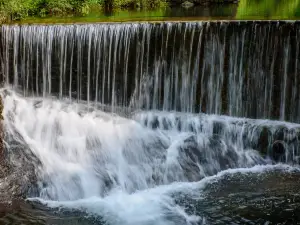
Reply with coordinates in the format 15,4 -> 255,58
271,141 -> 286,162
257,126 -> 270,156
149,116 -> 159,129
198,170 -> 300,224
136,112 -> 300,165
176,134 -> 259,182
0,129 -> 40,200
212,120 -> 225,135
0,95 -> 7,179
0,95 -> 40,202
274,126 -> 288,141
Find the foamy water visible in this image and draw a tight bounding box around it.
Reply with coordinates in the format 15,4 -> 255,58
3,88 -> 300,225
32,164 -> 298,225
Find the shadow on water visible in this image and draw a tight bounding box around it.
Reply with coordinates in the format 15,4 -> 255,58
0,200 -> 104,225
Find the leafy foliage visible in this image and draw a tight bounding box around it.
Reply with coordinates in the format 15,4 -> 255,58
0,0 -> 166,21
2,0 -> 299,22
108,0 -> 166,9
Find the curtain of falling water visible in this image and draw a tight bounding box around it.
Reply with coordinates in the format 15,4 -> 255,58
1,21 -> 300,122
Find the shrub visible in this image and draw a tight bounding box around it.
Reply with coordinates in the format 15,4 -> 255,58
0,0 -> 166,21
107,0 -> 166,9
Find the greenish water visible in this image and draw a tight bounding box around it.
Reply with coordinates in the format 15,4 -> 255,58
18,6 -> 237,24
13,0 -> 300,24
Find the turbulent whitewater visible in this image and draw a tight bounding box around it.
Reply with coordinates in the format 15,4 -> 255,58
1,21 -> 300,224
2,87 -> 300,224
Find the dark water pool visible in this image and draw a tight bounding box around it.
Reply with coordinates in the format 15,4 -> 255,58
1,169 -> 300,225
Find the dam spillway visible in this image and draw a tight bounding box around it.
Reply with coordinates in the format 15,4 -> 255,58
1,21 -> 300,122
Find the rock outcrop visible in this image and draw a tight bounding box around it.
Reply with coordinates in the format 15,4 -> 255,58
134,112 -> 300,164
0,95 -> 6,178
0,93 -> 40,203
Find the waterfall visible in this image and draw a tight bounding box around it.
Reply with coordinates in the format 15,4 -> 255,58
1,21 -> 300,224
2,89 -> 262,200
3,87 -> 300,224
1,21 -> 300,122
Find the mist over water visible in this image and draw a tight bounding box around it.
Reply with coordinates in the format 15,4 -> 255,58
1,21 -> 300,224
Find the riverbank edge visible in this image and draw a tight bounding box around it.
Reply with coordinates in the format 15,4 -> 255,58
3,19 -> 299,26
0,0 -> 239,23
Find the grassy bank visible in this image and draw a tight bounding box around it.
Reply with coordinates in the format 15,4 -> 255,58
0,0 -> 167,21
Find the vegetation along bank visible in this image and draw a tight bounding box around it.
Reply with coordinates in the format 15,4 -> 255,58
0,0 -> 238,22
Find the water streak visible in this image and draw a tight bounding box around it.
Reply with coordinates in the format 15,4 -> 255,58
1,21 -> 300,121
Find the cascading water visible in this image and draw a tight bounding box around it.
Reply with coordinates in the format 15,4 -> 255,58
3,87 -> 300,224
1,21 -> 300,225
1,21 -> 300,121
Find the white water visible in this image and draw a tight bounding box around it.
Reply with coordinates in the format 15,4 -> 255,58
34,164 -> 299,225
3,88 -> 300,224
2,22 -> 300,122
